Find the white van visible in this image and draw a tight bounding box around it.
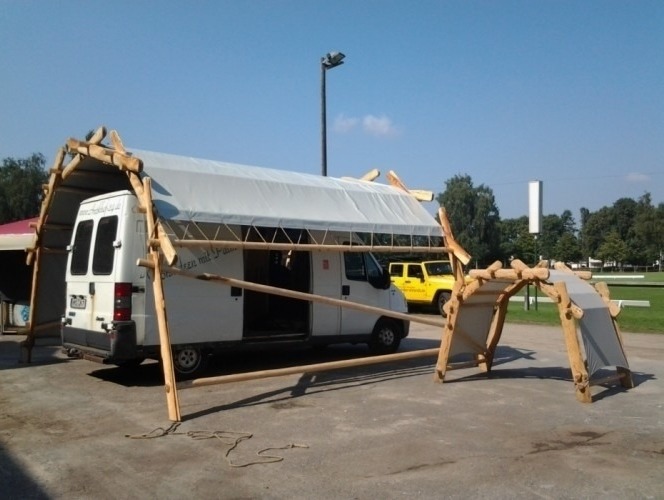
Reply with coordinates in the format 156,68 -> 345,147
61,190 -> 410,377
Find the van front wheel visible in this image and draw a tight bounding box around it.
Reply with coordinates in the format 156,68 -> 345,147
369,319 -> 402,355
172,347 -> 208,379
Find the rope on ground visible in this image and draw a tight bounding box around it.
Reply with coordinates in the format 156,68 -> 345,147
125,423 -> 308,467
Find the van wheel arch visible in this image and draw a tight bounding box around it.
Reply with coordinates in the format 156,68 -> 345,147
368,317 -> 403,355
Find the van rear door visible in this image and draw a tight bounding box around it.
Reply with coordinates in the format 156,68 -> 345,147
64,193 -> 132,351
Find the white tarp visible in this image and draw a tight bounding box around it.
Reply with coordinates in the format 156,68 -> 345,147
548,270 -> 630,375
132,149 -> 443,238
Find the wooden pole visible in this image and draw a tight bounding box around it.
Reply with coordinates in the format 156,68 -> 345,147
178,348 -> 440,390
24,145 -> 68,358
168,239 -> 451,255
433,304 -> 455,383
143,178 -> 181,422
137,258 -> 446,330
554,281 -> 591,403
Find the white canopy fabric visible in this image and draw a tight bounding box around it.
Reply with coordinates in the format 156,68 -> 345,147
133,149 -> 443,238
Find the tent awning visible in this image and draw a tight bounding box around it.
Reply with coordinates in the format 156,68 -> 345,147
132,149 -> 443,238
0,218 -> 38,251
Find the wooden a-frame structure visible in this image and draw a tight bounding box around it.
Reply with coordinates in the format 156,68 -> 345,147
24,126 -> 473,422
24,126 -> 633,421
435,259 -> 634,402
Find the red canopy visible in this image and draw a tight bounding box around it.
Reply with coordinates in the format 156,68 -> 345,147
0,217 -> 38,250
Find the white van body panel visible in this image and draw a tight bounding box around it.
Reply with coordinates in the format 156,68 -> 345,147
310,251 -> 341,336
142,247 -> 245,347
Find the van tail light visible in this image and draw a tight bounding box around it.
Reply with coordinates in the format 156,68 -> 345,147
113,282 -> 132,321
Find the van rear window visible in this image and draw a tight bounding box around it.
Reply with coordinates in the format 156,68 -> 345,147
92,216 -> 118,275
70,220 -> 93,275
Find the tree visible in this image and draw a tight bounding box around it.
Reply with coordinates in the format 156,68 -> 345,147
579,206 -> 613,259
498,216 -> 536,264
596,231 -> 629,269
553,232 -> 582,264
580,194 -> 661,268
436,174 -> 501,266
631,193 -> 663,267
0,153 -> 48,223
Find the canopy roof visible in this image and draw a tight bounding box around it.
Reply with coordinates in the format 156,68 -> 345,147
133,149 -> 443,238
0,218 -> 38,251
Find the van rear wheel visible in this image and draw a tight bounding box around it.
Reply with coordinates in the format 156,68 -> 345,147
369,318 -> 402,355
172,347 -> 208,379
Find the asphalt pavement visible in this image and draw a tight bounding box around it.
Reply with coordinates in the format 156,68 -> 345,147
1,319 -> 662,499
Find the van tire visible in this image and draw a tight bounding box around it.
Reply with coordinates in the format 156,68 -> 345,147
436,291 -> 451,318
172,347 -> 208,379
369,318 -> 402,355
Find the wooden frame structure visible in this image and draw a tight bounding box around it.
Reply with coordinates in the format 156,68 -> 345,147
24,126 -> 633,421
435,259 -> 633,402
24,127 -> 474,422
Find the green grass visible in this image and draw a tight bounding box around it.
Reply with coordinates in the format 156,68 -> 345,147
505,271 -> 664,334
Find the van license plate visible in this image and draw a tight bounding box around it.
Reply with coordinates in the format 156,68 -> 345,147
70,297 -> 87,309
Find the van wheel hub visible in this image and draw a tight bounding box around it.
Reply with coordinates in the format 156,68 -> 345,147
369,319 -> 402,355
173,347 -> 206,377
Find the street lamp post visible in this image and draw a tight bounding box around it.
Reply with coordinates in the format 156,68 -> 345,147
321,51 -> 345,177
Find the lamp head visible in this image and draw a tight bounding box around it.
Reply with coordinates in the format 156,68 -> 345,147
322,51 -> 346,69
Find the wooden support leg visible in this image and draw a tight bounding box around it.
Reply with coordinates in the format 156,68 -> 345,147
554,282 -> 592,403
479,297 -> 510,373
143,178 -> 181,422
434,296 -> 459,383
617,366 -> 634,389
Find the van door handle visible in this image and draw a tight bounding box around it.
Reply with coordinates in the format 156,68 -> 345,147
342,285 -> 350,295
89,282 -> 95,296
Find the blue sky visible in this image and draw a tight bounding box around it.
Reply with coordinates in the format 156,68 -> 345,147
1,1 -> 662,221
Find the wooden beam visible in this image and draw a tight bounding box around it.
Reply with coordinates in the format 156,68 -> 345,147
143,177 -> 181,422
593,281 -> 621,319
168,239 -> 451,254
386,170 -> 434,202
156,221 -> 178,266
509,259 -> 550,280
470,267 -> 549,281
360,168 -> 380,181
61,153 -> 83,180
110,129 -> 127,153
88,126 -> 107,144
554,281 -> 591,403
137,258 -> 447,329
437,208 -> 472,266
554,261 -> 592,280
178,348 -> 440,390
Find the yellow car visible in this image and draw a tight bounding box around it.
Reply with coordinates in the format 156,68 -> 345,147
388,260 -> 456,316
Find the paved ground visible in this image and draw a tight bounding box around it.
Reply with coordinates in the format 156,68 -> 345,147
1,319 -> 662,499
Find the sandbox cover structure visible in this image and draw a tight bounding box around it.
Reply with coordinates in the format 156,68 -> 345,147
436,260 -> 633,402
